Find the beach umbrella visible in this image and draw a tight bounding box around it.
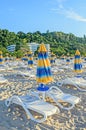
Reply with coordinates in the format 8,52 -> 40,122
50,57 -> 55,64
50,52 -> 56,64
60,54 -> 65,61
36,43 -> 53,99
36,43 -> 53,84
0,51 -> 3,64
5,53 -> 9,63
66,58 -> 70,65
66,53 -> 70,64
84,57 -> 86,62
28,51 -> 33,68
74,49 -> 82,74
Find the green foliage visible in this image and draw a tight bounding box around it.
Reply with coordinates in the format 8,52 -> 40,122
0,29 -> 86,57
16,50 -> 24,58
15,42 -> 21,51
0,45 -> 9,56
34,46 -> 40,56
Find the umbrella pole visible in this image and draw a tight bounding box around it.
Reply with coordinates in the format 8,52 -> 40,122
43,92 -> 45,101
37,83 -> 49,101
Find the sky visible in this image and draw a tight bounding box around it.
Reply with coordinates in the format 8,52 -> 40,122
0,0 -> 86,37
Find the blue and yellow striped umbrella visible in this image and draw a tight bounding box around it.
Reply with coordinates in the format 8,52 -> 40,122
50,52 -> 56,64
50,57 -> 55,64
66,58 -> 70,65
74,49 -> 82,73
36,43 -> 53,84
28,51 -> 33,67
0,51 -> 3,64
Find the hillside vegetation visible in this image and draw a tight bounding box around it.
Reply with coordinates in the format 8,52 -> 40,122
0,29 -> 86,57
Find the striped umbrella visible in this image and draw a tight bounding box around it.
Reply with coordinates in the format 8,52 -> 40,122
0,51 -> 3,64
74,49 -> 82,74
36,43 -> 53,84
66,58 -> 70,65
50,52 -> 56,64
5,53 -> 9,62
28,51 -> 33,67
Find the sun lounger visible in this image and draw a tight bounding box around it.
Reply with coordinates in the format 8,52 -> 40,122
0,74 -> 8,84
16,70 -> 35,78
5,94 -> 59,123
57,76 -> 86,91
45,86 -> 80,110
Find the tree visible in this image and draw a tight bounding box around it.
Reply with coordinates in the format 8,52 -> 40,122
16,50 -> 23,58
15,42 -> 21,51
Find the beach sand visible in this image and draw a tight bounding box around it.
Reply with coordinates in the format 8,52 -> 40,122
0,67 -> 86,130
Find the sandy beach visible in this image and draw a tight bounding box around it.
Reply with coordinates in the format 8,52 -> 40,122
0,62 -> 86,130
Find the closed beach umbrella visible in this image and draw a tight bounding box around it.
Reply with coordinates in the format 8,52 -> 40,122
0,51 -> 3,64
36,43 -> 53,84
28,51 -> 33,67
5,53 -> 9,63
74,49 -> 82,74
60,54 -> 65,60
50,52 -> 56,64
66,58 -> 70,65
36,43 -> 53,100
50,57 -> 55,64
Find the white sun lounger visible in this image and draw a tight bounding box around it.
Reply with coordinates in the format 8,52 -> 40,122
57,76 -> 86,92
16,70 -> 35,78
45,86 -> 80,110
5,94 -> 59,123
0,65 -> 6,71
0,74 -> 8,84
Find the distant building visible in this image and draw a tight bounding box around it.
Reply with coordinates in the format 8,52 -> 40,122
28,43 -> 39,53
28,42 -> 50,54
7,45 -> 16,52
